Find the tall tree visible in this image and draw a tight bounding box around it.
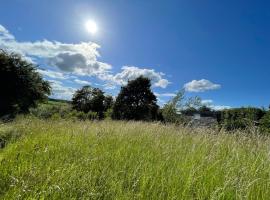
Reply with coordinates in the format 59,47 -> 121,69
112,76 -> 159,120
0,50 -> 51,117
72,86 -> 105,118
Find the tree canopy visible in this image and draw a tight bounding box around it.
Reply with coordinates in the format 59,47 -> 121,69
112,76 -> 159,121
0,50 -> 51,117
71,85 -> 108,118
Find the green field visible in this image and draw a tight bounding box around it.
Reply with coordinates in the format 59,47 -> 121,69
1,117 -> 270,199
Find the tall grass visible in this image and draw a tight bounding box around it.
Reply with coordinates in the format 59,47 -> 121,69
0,117 -> 270,199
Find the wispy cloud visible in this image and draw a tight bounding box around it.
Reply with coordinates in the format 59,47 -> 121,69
37,69 -> 71,80
48,80 -> 77,100
74,79 -> 91,85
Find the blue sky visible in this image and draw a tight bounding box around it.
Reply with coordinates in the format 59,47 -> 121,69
0,0 -> 270,109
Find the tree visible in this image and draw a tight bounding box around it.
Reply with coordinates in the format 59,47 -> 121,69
162,90 -> 185,123
162,89 -> 203,123
198,106 -> 215,117
0,50 -> 51,117
185,96 -> 202,110
104,95 -> 114,111
71,85 -> 105,118
112,76 -> 159,120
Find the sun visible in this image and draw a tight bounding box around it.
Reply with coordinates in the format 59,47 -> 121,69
85,20 -> 98,34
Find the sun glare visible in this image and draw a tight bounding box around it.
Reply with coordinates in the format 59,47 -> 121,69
85,20 -> 98,34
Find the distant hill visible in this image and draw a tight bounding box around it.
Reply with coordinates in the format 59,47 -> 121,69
48,98 -> 71,104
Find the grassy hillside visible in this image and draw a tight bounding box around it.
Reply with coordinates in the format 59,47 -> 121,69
1,117 -> 270,199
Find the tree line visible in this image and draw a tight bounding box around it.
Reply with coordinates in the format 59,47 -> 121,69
1,50 -> 270,134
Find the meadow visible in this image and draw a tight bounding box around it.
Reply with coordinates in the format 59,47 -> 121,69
0,117 -> 270,199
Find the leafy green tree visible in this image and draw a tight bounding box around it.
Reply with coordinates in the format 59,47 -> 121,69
162,89 -> 203,123
0,50 -> 51,117
112,76 -> 159,120
72,86 -> 105,118
162,90 -> 185,123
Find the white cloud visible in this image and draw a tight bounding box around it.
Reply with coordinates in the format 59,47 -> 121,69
201,99 -> 214,105
49,80 -> 77,100
184,79 -> 221,92
0,24 -> 171,98
0,25 -> 15,40
37,69 -> 70,80
211,105 -> 231,110
0,24 -> 111,77
103,66 -> 170,88
74,79 -> 91,85
201,99 -> 231,110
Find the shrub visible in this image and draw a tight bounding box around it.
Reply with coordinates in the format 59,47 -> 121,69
260,111 -> 270,134
104,108 -> 113,120
87,111 -> 98,120
29,103 -> 72,119
219,108 -> 266,130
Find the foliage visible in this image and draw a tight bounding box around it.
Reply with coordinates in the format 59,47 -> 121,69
103,95 -> 114,111
162,90 -> 204,123
72,86 -> 105,119
219,107 -> 266,130
185,96 -> 203,110
1,117 -> 270,199
162,90 -> 185,123
30,102 -> 71,119
104,108 -> 113,119
260,111 -> 270,134
29,101 -> 99,121
112,76 -> 159,121
0,50 -> 51,117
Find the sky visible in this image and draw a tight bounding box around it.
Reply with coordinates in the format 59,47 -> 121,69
0,0 -> 270,109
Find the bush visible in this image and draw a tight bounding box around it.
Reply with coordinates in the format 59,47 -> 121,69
219,108 -> 266,130
260,111 -> 270,134
29,103 -> 72,119
104,108 -> 113,120
162,104 -> 183,124
29,101 -> 99,121
87,111 -> 98,120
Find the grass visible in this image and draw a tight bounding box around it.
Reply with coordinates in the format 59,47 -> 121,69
0,117 -> 270,199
